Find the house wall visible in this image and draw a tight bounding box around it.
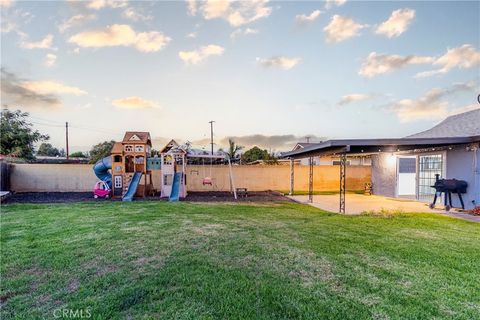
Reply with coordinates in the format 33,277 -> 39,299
446,148 -> 478,209
371,154 -> 397,198
10,163 -> 371,193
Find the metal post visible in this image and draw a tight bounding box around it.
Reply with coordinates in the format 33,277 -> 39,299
289,158 -> 294,195
339,153 -> 346,213
65,122 -> 69,160
209,121 -> 215,155
308,156 -> 313,203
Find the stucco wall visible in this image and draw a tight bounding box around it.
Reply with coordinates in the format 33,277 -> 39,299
446,148 -> 478,209
371,154 -> 397,197
10,163 -> 371,193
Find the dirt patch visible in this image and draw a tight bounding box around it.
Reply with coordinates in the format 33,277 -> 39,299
4,191 -> 292,204
185,191 -> 292,203
67,279 -> 80,293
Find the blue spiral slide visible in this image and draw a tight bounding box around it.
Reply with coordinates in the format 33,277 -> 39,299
93,156 -> 112,187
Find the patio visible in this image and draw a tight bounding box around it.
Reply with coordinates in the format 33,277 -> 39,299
288,194 -> 480,222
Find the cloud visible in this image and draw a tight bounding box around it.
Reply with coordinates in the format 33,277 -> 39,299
325,0 -> 347,10
186,31 -> 197,38
375,8 -> 415,38
189,0 -> 272,27
386,81 -> 476,122
0,0 -> 14,8
112,96 -> 159,109
337,94 -> 373,106
230,27 -> 258,39
323,15 -> 366,43
256,56 -> 301,70
21,80 -> 87,96
122,7 -> 153,21
1,68 -> 61,108
359,52 -> 433,78
295,10 -> 321,26
68,24 -> 171,53
44,53 -> 57,67
179,44 -> 224,65
20,34 -> 54,49
415,44 -> 480,78
86,0 -> 128,10
58,14 -> 96,33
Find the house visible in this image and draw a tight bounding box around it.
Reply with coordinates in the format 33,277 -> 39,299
292,142 -> 371,166
282,109 -> 480,210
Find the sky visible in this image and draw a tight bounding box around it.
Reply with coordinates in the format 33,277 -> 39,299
1,0 -> 479,153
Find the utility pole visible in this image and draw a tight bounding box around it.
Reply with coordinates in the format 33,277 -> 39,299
209,120 -> 215,155
306,136 -> 310,143
65,122 -> 69,160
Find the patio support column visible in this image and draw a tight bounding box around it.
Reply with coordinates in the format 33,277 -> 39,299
339,153 -> 346,213
308,157 -> 313,203
289,159 -> 294,195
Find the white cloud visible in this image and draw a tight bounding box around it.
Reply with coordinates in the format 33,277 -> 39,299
179,44 -> 224,65
58,14 -> 96,33
44,53 -> 57,67
122,7 -> 152,21
68,24 -> 171,53
21,80 -> 87,96
325,0 -> 347,10
190,0 -> 272,27
256,56 -> 301,70
387,81 -> 476,122
375,8 -> 415,38
187,31 -> 197,38
359,52 -> 433,78
337,93 -> 372,105
20,34 -> 54,50
323,15 -> 366,43
415,44 -> 480,78
112,96 -> 159,109
0,0 -> 14,8
295,10 -> 321,26
230,27 -> 258,39
87,0 -> 128,10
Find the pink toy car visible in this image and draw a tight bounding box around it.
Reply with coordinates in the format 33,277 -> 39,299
93,181 -> 111,199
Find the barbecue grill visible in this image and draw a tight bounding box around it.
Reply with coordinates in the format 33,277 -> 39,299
429,174 -> 468,211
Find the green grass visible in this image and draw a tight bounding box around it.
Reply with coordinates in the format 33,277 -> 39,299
1,201 -> 479,319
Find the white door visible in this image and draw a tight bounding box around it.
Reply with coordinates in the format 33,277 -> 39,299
397,156 -> 416,196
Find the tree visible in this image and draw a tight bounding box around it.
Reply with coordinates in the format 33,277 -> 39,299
0,109 -> 49,160
226,139 -> 243,161
37,143 -> 61,157
240,146 -> 270,163
89,140 -> 115,164
70,151 -> 87,158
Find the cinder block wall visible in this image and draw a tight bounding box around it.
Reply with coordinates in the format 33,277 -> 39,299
10,163 -> 371,193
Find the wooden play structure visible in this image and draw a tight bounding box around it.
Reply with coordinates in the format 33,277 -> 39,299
93,131 -> 236,201
110,132 -> 159,201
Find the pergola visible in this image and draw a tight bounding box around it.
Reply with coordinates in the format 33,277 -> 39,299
281,137 -> 478,213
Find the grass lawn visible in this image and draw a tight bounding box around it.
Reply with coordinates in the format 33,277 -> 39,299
1,201 -> 479,319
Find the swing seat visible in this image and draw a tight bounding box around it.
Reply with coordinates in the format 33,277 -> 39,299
202,177 -> 213,186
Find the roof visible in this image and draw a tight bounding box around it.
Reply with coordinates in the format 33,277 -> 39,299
160,139 -> 182,153
111,142 -> 123,154
282,109 -> 480,159
406,108 -> 480,138
292,142 -> 317,151
122,132 -> 151,144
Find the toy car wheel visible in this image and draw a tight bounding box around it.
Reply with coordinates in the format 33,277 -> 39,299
94,195 -> 98,199
105,195 -> 110,199
429,203 -> 434,209
445,205 -> 451,211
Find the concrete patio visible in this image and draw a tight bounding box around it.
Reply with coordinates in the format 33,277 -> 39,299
288,194 -> 480,222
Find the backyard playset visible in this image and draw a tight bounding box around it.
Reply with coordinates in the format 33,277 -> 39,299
93,132 -> 237,202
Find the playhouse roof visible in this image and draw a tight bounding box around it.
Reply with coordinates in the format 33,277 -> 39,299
122,132 -> 151,144
160,139 -> 180,153
111,142 -> 123,154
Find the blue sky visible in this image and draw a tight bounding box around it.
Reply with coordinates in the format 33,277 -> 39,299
1,0 -> 479,152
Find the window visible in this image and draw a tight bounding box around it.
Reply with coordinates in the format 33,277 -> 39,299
163,174 -> 172,185
163,155 -> 173,165
114,176 -> 122,188
124,145 -> 133,152
135,145 -> 144,152
135,157 -> 144,164
113,155 -> 121,162
333,160 -> 351,166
